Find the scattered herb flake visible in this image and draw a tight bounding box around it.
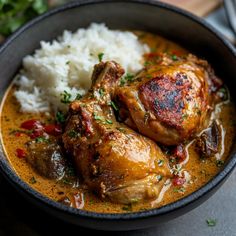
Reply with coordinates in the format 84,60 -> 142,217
157,175 -> 163,181
98,52 -> 104,62
99,88 -> 105,97
68,130 -> 78,138
105,119 -> 113,124
157,159 -> 164,166
111,101 -> 118,111
122,204 -> 132,211
206,219 -> 217,227
35,136 -> 48,143
173,187 -> 186,193
216,160 -> 224,167
116,127 -> 125,132
93,112 -> 103,121
62,179 -> 71,185
172,54 -> 178,61
76,93 -> 82,100
29,177 -> 37,184
56,111 -> 66,124
61,90 -> 72,104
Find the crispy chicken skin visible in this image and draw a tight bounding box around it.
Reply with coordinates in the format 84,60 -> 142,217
115,54 -> 222,145
63,61 -> 171,204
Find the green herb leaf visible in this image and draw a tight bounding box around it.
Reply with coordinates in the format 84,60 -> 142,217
157,159 -> 164,167
93,112 -> 103,121
35,136 -> 48,143
119,73 -> 135,86
99,88 -> 105,97
110,101 -> 119,111
29,176 -> 37,184
173,187 -> 186,193
61,90 -> 72,104
68,130 -> 78,138
157,175 -> 163,181
56,111 -> 66,124
75,93 -> 82,100
122,204 -> 132,211
206,218 -> 217,227
105,119 -> 113,124
172,54 -> 178,61
216,160 -> 224,167
98,52 -> 104,62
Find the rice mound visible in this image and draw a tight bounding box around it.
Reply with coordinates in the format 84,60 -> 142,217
14,23 -> 149,113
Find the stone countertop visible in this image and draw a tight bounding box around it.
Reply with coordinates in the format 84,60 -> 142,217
0,168 -> 235,236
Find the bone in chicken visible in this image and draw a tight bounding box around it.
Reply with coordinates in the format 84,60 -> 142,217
62,61 -> 171,204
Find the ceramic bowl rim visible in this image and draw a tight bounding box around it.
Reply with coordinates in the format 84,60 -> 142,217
0,0 -> 236,221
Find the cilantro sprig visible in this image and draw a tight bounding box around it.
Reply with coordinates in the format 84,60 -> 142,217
0,0 -> 48,36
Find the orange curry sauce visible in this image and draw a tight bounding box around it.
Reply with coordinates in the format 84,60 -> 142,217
0,32 -> 236,213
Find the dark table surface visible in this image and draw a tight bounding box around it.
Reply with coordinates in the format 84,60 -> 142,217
0,168 -> 235,236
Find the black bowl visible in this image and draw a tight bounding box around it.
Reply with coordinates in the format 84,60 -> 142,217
0,0 -> 236,231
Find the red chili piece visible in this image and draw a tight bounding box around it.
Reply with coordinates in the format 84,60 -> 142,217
16,148 -> 26,159
44,124 -> 62,136
172,176 -> 186,186
20,119 -> 43,130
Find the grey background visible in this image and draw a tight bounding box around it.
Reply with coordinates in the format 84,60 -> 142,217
0,169 -> 235,236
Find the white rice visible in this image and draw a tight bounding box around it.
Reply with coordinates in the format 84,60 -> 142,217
14,23 -> 149,113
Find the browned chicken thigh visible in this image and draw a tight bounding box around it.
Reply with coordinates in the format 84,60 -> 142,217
63,61 -> 171,204
115,53 -> 222,145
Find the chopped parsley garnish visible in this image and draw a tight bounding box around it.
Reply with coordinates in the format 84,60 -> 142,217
157,175 -> 163,181
76,93 -> 82,100
120,73 -> 135,86
61,90 -> 72,104
216,160 -> 224,167
35,136 -> 48,143
172,164 -> 182,175
29,176 -> 37,184
62,179 -> 71,185
56,111 -> 66,124
66,61 -> 70,65
110,101 -> 119,111
173,187 -> 186,193
105,119 -> 113,124
157,159 -> 164,167
172,54 -> 178,61
206,218 -> 217,227
99,88 -> 105,97
116,127 -> 125,132
144,61 -> 152,67
68,130 -> 78,138
122,204 -> 132,211
93,112 -> 103,121
98,52 -> 104,62
125,73 -> 135,82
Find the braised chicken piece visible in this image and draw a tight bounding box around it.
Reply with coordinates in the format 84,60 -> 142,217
63,61 -> 171,204
115,54 -> 222,145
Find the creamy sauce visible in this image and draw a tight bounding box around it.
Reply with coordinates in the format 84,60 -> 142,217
0,32 -> 236,213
